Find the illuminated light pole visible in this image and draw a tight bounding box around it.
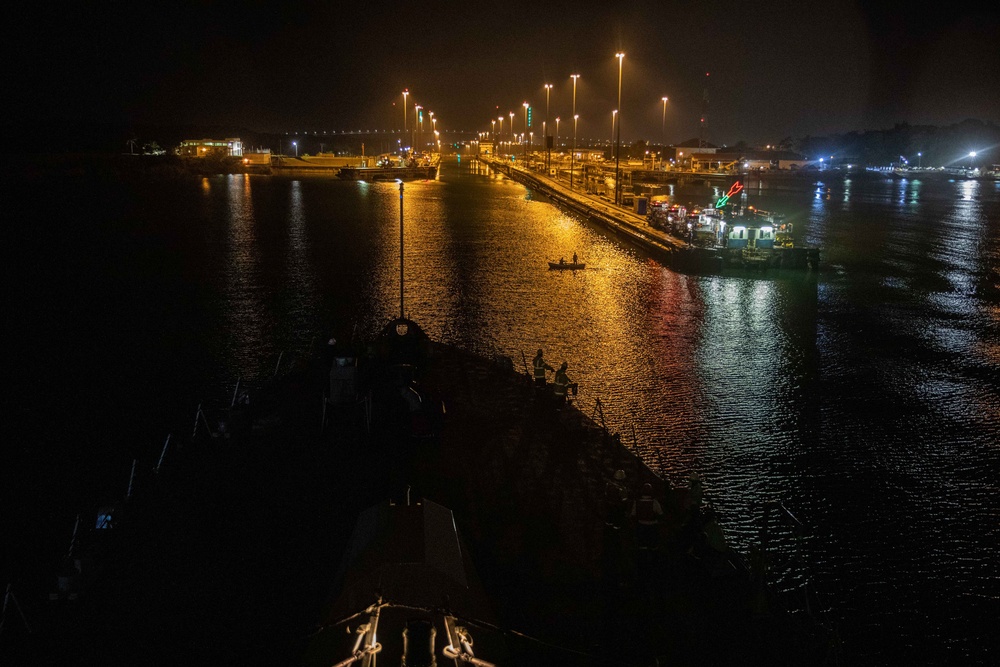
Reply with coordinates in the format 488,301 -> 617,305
969,151 -> 977,172
293,141 -> 298,157
414,104 -> 421,152
402,89 -> 409,155
570,74 -> 580,190
523,102 -> 529,164
491,119 -> 496,142
661,96 -> 669,147
611,109 -> 617,150
544,83 -> 552,171
555,117 -> 560,148
917,152 -> 922,169
509,112 -> 515,154
572,114 -> 579,190
498,116 -> 503,153
615,52 -> 624,206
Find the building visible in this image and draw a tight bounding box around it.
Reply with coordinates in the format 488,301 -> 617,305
242,151 -> 271,166
663,139 -> 719,167
177,138 -> 243,157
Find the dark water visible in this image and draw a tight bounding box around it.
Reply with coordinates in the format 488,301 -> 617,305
4,160 -> 999,664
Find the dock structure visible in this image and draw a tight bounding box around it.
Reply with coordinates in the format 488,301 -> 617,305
263,155 -> 440,180
476,156 -> 820,273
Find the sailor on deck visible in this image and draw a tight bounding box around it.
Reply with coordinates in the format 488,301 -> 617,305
532,349 -> 554,388
605,469 -> 629,529
553,362 -> 577,407
631,483 -> 663,552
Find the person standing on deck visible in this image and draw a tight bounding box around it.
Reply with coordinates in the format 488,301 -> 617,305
532,349 -> 554,389
553,362 -> 577,407
605,469 -> 629,529
631,483 -> 663,552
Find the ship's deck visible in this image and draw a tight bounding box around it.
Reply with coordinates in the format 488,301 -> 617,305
8,334 -> 831,666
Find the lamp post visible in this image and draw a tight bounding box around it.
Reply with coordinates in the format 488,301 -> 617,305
293,141 -> 298,157
402,89 -> 409,155
611,110 -> 617,151
917,152 -> 922,169
498,117 -> 503,153
570,74 -> 580,190
509,112 -> 514,153
969,151 -> 977,172
661,96 -> 669,147
544,83 -> 552,171
414,104 -> 421,152
572,114 -> 579,190
555,117 -> 560,148
615,52 -> 624,206
491,119 -> 496,142
523,102 -> 529,164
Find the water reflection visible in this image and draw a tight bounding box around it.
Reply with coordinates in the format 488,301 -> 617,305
285,179 -> 320,346
223,174 -> 267,374
205,164 -> 995,664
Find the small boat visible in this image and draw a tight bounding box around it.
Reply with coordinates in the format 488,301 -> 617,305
548,260 -> 585,270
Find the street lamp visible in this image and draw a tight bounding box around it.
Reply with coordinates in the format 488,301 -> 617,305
615,52 -> 624,206
555,117 -> 560,148
402,89 -> 409,155
969,151 -> 977,171
544,83 -> 552,171
661,96 -> 669,147
491,119 -> 496,141
523,102 -> 529,163
293,140 -> 298,157
611,110 -> 617,149
572,114 -> 579,190
570,74 -> 580,190
498,116 -> 503,151
414,104 -> 421,151
509,111 -> 514,150
918,152 -> 922,169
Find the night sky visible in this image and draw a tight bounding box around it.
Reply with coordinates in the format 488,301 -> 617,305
7,1 -> 999,145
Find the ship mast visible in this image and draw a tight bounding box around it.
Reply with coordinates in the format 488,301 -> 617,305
399,181 -> 405,319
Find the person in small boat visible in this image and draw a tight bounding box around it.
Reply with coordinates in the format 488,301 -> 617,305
532,349 -> 554,388
553,362 -> 577,406
572,252 -> 578,264
559,257 -> 565,265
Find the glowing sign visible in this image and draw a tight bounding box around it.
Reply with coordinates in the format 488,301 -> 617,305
716,181 -> 744,208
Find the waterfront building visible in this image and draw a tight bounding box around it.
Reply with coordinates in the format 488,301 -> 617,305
688,150 -> 809,171
176,138 -> 243,157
